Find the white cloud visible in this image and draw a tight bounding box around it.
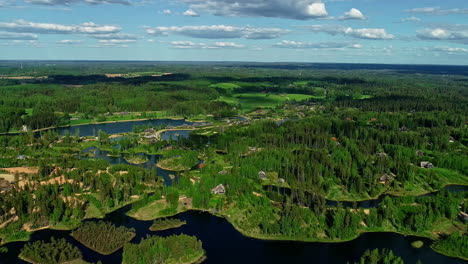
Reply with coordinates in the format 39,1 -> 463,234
183,9 -> 199,16
144,25 -> 289,39
91,32 -> 139,39
0,39 -> 42,47
98,39 -> 136,43
274,40 -> 356,49
163,9 -> 172,14
340,8 -> 365,20
0,31 -> 38,40
400,16 -> 421,22
24,0 -> 139,5
307,3 -> 328,17
406,7 -> 468,16
417,26 -> 468,44
177,0 -> 328,20
423,46 -> 468,53
213,41 -> 244,48
57,39 -> 83,44
0,20 -> 121,35
169,40 -> 244,49
305,25 -> 394,40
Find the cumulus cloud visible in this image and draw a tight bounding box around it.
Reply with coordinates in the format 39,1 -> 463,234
0,20 -> 121,34
90,32 -> 139,39
24,0 -> 137,5
0,39 -> 42,47
274,40 -> 358,49
400,16 -> 421,22
144,25 -> 289,39
423,46 -> 468,53
305,25 -> 394,39
406,7 -> 468,16
0,31 -> 38,39
57,39 -> 83,44
183,9 -> 199,16
177,0 -> 328,20
340,8 -> 365,20
169,40 -> 244,49
98,39 -> 136,43
417,26 -> 468,44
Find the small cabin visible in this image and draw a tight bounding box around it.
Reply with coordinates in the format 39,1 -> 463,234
420,161 -> 434,169
211,184 -> 226,195
400,126 -> 409,132
144,128 -> 156,134
376,152 -> 388,158
258,171 -> 267,180
218,170 -> 228,175
16,155 -> 27,160
379,174 -> 393,183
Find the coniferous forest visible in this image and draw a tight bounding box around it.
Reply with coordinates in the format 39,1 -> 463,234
0,61 -> 466,263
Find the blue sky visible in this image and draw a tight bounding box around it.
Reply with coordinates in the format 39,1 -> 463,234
0,0 -> 467,64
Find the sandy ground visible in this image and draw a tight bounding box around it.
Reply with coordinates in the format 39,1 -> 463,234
2,167 -> 39,175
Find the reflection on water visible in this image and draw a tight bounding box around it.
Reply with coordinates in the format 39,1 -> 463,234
2,119 -> 466,264
1,206 -> 465,264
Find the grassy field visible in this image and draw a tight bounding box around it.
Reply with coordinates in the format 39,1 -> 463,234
209,82 -> 241,89
218,93 -> 313,112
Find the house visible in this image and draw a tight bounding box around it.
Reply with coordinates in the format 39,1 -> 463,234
16,155 -> 27,160
218,170 -> 228,175
258,171 -> 267,180
416,150 -> 424,156
211,184 -> 225,194
376,152 -> 388,158
379,174 -> 392,183
449,137 -> 455,143
420,161 -> 434,169
400,126 -> 409,132
278,178 -> 285,184
70,117 -> 79,121
145,128 -> 155,134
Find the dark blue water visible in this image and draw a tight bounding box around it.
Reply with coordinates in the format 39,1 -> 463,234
58,119 -> 199,137
1,207 -> 465,264
81,147 -> 179,186
161,130 -> 192,141
2,120 -> 466,264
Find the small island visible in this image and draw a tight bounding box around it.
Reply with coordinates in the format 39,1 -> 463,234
149,218 -> 187,231
19,237 -> 82,264
354,248 -> 405,264
411,240 -> 424,249
125,155 -> 148,165
71,221 -> 136,255
122,234 -> 205,264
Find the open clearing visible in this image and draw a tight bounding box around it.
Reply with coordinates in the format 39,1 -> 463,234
219,93 -> 313,112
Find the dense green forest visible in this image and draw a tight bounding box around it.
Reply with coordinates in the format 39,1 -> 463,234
0,62 -> 467,263
149,218 -> 186,231
432,232 -> 468,260
71,221 -> 135,254
20,237 -> 82,264
353,249 -> 405,264
122,234 -> 204,264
